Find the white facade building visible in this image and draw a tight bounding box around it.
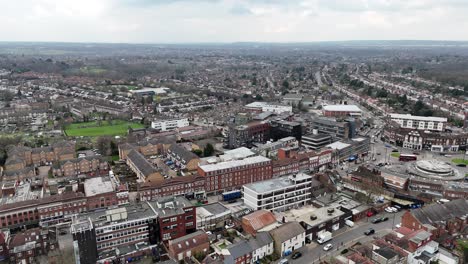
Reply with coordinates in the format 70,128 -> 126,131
151,118 -> 189,131
389,114 -> 447,131
243,173 -> 312,212
245,102 -> 293,114
269,222 -> 305,257
250,232 -> 274,263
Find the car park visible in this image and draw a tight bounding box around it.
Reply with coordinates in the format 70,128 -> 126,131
323,243 -> 333,251
364,228 -> 375,235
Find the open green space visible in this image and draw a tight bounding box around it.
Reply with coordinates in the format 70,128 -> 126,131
391,152 -> 400,158
453,158 -> 468,165
79,66 -> 107,75
64,120 -> 144,137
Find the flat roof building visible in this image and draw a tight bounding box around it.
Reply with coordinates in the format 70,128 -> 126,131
389,114 -> 447,131
323,105 -> 362,117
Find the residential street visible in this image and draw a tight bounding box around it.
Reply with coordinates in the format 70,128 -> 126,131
278,211 -> 404,264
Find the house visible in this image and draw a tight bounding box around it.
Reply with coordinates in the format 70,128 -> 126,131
372,247 -> 400,264
401,199 -> 468,239
167,144 -> 200,171
126,150 -> 163,182
224,240 -> 252,264
249,232 -> 274,263
268,221 -> 305,257
167,231 -> 209,261
241,210 -> 277,236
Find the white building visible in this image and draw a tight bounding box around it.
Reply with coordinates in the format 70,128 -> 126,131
269,222 -> 305,257
151,118 -> 189,131
389,114 -> 447,131
243,173 -> 312,212
250,232 -> 274,263
245,102 -> 293,114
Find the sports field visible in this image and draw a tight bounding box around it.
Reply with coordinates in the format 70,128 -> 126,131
64,120 -> 144,137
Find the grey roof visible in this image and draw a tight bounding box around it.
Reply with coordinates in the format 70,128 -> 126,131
411,199 -> 468,225
269,222 -> 305,243
249,232 -> 273,250
148,196 -> 193,218
169,143 -> 198,161
374,247 -> 398,260
226,240 -> 253,260
127,150 -> 158,177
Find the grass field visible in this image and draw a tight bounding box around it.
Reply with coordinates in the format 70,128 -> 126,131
453,158 -> 468,165
65,120 -> 144,137
391,152 -> 400,158
80,66 -> 107,75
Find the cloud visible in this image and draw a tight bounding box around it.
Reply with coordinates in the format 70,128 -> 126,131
0,0 -> 467,43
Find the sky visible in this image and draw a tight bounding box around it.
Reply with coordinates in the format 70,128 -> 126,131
1,0 -> 468,43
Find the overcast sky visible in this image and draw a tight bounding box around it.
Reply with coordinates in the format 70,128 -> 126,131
1,0 -> 467,43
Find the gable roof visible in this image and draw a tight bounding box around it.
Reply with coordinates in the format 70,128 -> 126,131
411,199 -> 468,225
169,144 -> 198,162
168,231 -> 209,255
242,210 -> 277,231
269,221 -> 305,243
127,150 -> 158,177
248,232 -> 273,250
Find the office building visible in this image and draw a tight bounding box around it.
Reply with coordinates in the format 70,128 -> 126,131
389,114 -> 447,132
323,104 -> 362,117
151,118 -> 189,131
311,117 -> 355,140
301,134 -> 332,150
270,120 -> 302,141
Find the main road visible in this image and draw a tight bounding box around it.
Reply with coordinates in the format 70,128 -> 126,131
279,211 -> 404,264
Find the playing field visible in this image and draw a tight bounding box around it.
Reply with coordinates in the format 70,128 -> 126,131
64,120 -> 144,137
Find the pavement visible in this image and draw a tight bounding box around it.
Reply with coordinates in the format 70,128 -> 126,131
277,210 -> 404,264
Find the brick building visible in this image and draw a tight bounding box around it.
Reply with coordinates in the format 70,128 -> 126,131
118,138 -> 173,160
227,121 -> 271,149
167,231 -> 209,261
126,150 -> 163,182
401,199 -> 468,239
198,156 -> 272,194
167,144 -> 200,171
6,227 -> 58,264
139,174 -> 206,201
52,156 -> 109,177
148,196 -> 196,242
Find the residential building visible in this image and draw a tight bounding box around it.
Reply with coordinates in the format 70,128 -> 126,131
389,114 -> 447,131
221,232 -> 274,264
252,136 -> 298,158
7,228 -> 58,264
227,121 -> 270,149
268,222 -> 305,257
118,138 -> 173,160
243,173 -> 312,212
167,144 -> 200,171
282,93 -> 303,106
301,133 -> 332,150
148,196 -> 196,242
249,232 -> 274,263
151,118 -> 189,131
198,155 -> 272,193
401,199 -> 468,239
52,156 -> 109,177
167,231 -> 209,261
322,104 -> 362,117
126,150 -> 163,182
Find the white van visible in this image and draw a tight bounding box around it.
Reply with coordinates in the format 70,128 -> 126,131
345,219 -> 354,227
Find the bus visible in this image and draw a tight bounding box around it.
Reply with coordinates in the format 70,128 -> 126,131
399,154 -> 417,162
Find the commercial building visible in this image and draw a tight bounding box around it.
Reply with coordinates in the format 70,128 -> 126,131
301,134 -> 332,150
252,136 -> 298,158
242,210 -> 277,236
243,173 -> 312,212
151,118 -> 189,131
148,196 -> 196,242
139,174 -> 206,201
326,137 -> 370,161
269,120 -> 302,141
245,102 -> 293,114
273,148 -> 333,177
198,155 -> 272,193
268,222 -> 305,257
4,227 -> 58,264
323,104 -> 362,117
71,203 -> 159,264
311,117 -> 355,140
196,202 -> 231,230
383,122 -> 468,152
389,114 -> 447,132
227,121 -> 270,149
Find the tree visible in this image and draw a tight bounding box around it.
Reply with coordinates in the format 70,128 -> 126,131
96,136 -> 112,156
282,79 -> 289,89
192,149 -> 203,157
203,143 -> 214,157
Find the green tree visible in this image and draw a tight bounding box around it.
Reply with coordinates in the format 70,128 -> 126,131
204,143 -> 214,157
192,149 -> 203,157
282,79 -> 289,89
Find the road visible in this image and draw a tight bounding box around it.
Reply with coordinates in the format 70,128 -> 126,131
281,211 -> 404,264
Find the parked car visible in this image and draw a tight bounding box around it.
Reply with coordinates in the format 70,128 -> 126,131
457,164 -> 467,167
279,259 -> 289,264
364,228 -> 375,236
380,216 -> 389,222
371,218 -> 382,224
291,252 -> 302,259
323,243 -> 333,251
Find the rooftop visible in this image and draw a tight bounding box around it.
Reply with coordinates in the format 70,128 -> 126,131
326,141 -> 351,150
243,173 -> 312,194
389,113 -> 447,122
323,105 -> 362,112
199,155 -> 270,172
147,196 -> 193,218
84,177 -> 114,197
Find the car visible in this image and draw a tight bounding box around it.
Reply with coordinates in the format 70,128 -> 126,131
384,207 -> 393,213
225,223 -> 235,229
412,152 -> 420,155
377,153 -> 381,155
372,218 -> 382,224
364,228 -> 375,236
381,216 -> 389,222
392,149 -> 399,152
377,163 -> 384,167
395,223 -> 401,229
457,164 -> 467,167
323,243 -> 333,251
278,259 -> 289,264
291,252 -> 302,259
367,211 -> 374,217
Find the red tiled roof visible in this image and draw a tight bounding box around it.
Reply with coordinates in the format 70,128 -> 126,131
242,210 -> 277,231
